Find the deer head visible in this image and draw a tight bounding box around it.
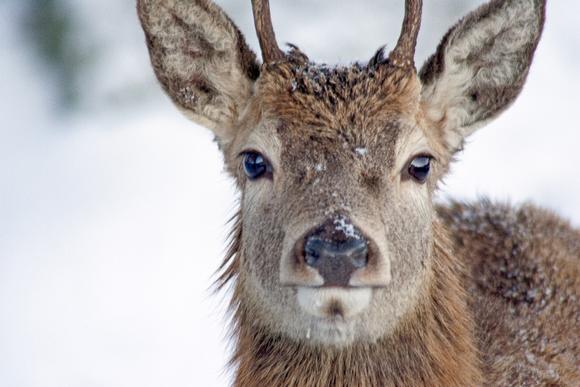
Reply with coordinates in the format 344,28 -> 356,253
138,0 -> 545,345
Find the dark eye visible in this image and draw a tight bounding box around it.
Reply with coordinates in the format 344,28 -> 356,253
408,156 -> 431,183
242,151 -> 272,180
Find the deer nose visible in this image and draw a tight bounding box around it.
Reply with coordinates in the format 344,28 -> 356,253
303,218 -> 369,286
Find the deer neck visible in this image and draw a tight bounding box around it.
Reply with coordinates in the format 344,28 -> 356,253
226,223 -> 481,386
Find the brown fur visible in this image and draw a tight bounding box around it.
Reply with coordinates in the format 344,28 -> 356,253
225,222 -> 482,386
439,201 -> 580,386
137,0 -> 580,385
259,53 -> 420,128
218,200 -> 580,386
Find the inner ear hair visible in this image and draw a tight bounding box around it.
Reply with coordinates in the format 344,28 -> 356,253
137,0 -> 260,140
419,0 -> 546,154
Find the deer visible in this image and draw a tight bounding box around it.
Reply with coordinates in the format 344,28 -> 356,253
137,0 -> 580,385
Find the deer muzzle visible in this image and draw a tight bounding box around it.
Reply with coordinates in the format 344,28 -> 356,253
280,215 -> 391,288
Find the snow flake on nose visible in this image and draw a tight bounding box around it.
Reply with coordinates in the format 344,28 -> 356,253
333,215 -> 359,239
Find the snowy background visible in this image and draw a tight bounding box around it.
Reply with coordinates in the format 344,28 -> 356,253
0,1 -> 578,386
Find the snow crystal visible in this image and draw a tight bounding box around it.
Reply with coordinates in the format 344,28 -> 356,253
525,351 -> 536,365
290,80 -> 297,92
355,147 -> 368,156
333,216 -> 359,239
179,87 -> 197,104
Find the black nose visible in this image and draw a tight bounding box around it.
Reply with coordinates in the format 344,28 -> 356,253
303,217 -> 369,286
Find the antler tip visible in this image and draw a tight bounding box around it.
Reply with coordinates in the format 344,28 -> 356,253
389,0 -> 423,69
252,0 -> 285,63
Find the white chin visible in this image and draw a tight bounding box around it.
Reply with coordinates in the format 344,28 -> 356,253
295,287 -> 373,345
297,287 -> 372,319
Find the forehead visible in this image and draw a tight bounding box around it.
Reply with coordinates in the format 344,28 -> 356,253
248,59 -> 423,161
261,60 -> 420,124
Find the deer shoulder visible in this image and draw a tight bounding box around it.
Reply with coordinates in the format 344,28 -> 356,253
439,200 -> 580,386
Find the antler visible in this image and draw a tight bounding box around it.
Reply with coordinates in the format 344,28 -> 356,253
389,0 -> 423,69
251,0 -> 285,63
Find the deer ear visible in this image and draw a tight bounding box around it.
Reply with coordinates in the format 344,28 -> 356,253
419,0 -> 546,153
138,0 -> 260,142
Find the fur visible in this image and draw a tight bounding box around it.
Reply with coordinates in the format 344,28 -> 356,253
137,0 -> 259,140
226,222 -> 482,387
217,201 -> 580,386
439,201 -> 580,386
420,0 -> 546,153
137,1 -> 580,385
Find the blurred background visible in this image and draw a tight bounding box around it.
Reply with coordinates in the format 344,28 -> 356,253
0,0 -> 578,386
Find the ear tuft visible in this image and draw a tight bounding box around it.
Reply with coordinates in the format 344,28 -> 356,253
420,0 -> 546,153
138,0 -> 260,140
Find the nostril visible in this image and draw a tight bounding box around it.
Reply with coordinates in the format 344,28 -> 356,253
349,241 -> 369,269
299,216 -> 373,286
303,234 -> 369,269
304,237 -> 323,267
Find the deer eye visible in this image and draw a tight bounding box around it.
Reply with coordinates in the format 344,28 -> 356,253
408,156 -> 431,183
242,151 -> 272,180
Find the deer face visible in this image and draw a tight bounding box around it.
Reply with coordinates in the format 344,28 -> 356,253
223,61 -> 445,343
138,0 -> 545,345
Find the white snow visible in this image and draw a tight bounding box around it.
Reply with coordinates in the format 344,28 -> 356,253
355,147 -> 368,156
334,216 -> 359,239
1,1 -> 579,386
315,163 -> 326,172
291,79 -> 298,92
